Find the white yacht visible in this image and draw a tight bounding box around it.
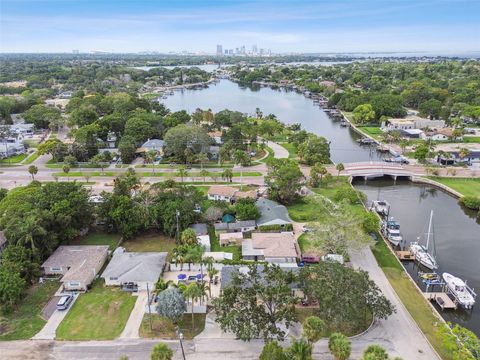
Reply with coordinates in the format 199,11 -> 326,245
410,210 -> 438,270
372,200 -> 390,217
382,219 -> 403,246
443,273 -> 476,309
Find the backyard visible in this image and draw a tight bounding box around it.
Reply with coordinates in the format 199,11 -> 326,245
139,313 -> 206,340
70,231 -> 121,250
357,126 -> 383,140
122,232 -> 176,254
56,281 -> 136,340
0,281 -> 59,340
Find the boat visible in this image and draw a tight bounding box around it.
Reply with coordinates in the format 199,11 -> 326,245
410,210 -> 438,270
340,120 -> 349,127
357,138 -> 375,145
382,219 -> 403,246
372,200 -> 390,217
419,272 -> 439,280
443,272 -> 476,309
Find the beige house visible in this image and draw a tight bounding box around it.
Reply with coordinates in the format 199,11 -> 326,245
242,232 -> 299,263
42,245 -> 109,291
386,116 -> 446,130
207,185 -> 238,202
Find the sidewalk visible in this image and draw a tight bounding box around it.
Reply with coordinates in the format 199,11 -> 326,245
119,292 -> 148,339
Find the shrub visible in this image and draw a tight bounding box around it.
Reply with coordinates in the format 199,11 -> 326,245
460,196 -> 480,210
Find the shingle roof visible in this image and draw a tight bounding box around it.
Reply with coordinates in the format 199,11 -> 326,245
101,248 -> 167,283
220,265 -> 300,291
214,220 -> 256,231
141,139 -> 164,149
256,198 -> 292,226
242,232 -> 298,258
208,185 -> 237,197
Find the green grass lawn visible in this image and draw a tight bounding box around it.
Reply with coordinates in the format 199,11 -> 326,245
427,177 -> 480,197
122,233 -> 176,254
23,139 -> 40,148
0,153 -> 28,164
0,281 -> 59,340
140,314 -> 206,340
280,142 -> 298,159
462,136 -> 480,143
260,146 -> 275,163
357,126 -> 383,140
56,281 -> 136,340
54,171 -> 115,177
69,231 -> 121,251
23,151 -> 40,164
371,237 -> 454,360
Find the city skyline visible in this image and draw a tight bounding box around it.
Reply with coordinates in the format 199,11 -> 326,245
1,0 -> 480,53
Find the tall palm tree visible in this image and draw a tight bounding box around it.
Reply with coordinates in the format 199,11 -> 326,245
206,265 -> 219,298
28,165 -> 38,181
176,166 -> 188,183
16,214 -> 46,251
233,150 -> 250,166
183,283 -> 202,330
199,169 -> 209,183
399,139 -> 408,154
222,168 -> 233,182
145,150 -> 157,175
197,152 -> 208,170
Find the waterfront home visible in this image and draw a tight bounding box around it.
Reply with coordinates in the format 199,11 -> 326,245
42,245 -> 109,291
422,128 -> 462,142
386,116 -> 445,130
242,232 -> 299,263
256,198 -> 292,228
400,129 -> 424,139
102,247 -> 167,291
207,185 -> 237,202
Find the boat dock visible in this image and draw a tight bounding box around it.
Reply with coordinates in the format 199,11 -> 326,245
396,251 -> 415,261
423,292 -> 457,310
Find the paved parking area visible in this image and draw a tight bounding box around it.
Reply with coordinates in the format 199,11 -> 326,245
33,293 -> 78,340
163,270 -> 222,299
42,296 -> 61,319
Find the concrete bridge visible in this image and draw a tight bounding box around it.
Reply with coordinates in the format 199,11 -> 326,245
342,161 -> 414,180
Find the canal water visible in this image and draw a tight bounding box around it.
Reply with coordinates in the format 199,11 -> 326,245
163,79 -> 480,335
354,179 -> 480,335
163,79 -> 383,164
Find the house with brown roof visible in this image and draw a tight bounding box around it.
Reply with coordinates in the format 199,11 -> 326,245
42,245 -> 109,291
242,232 -> 299,264
207,185 -> 238,202
220,232 -> 244,246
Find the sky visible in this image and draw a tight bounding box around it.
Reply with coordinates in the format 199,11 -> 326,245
0,0 -> 479,54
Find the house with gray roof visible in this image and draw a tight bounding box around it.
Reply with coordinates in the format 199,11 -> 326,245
102,247 -> 167,290
255,198 -> 292,227
42,245 -> 109,291
190,223 -> 208,236
214,220 -> 256,234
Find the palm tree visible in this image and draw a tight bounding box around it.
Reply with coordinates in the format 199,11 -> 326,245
222,168 -> 233,182
335,163 -> 345,177
197,152 -> 208,170
62,164 -> 70,181
361,345 -> 388,360
206,265 -> 219,298
150,343 -> 173,360
328,333 -> 351,360
197,281 -> 209,304
399,139 -> 408,154
303,316 -> 325,345
233,150 -> 249,167
176,166 -> 188,183
28,165 -> 38,181
199,169 -> 209,183
286,338 -> 312,360
183,282 -> 202,330
17,214 -> 46,251
145,150 -> 157,175
459,147 -> 471,162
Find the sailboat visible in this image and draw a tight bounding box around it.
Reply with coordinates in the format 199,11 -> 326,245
410,210 -> 438,270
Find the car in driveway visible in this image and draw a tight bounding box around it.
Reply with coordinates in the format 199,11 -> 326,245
56,295 -> 73,311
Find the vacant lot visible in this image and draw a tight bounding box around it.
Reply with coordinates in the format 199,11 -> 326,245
56,281 -> 136,340
140,314 -> 206,340
0,281 -> 59,340
428,177 -> 480,197
70,231 -> 120,250
123,233 -> 176,253
358,126 -> 383,140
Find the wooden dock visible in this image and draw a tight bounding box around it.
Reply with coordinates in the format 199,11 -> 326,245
396,251 -> 415,261
423,292 -> 457,310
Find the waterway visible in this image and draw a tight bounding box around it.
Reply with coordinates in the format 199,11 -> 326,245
163,79 -> 383,164
162,79 -> 479,335
354,179 -> 480,335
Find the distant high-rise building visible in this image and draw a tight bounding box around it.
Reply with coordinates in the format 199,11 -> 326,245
228,49 -> 234,55
72,49 -> 79,54
216,44 -> 223,56
252,44 -> 258,55
240,45 -> 246,55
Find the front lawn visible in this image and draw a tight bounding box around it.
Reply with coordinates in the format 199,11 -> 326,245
56,281 -> 136,340
0,281 -> 59,340
69,231 -> 121,250
23,151 -> 40,164
140,314 -> 206,340
0,153 -> 28,164
122,233 -> 176,254
280,142 -> 298,159
427,177 -> 480,198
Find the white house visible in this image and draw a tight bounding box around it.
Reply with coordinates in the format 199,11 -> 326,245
207,185 -> 237,202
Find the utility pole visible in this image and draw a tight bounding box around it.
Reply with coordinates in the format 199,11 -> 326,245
178,331 -> 186,360
146,282 -> 153,330
175,209 -> 180,243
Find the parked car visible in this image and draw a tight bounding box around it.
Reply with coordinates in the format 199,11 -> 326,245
56,295 -> 73,311
121,282 -> 138,292
321,254 -> 344,264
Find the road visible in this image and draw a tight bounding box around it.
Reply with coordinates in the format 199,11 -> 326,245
267,141 -> 289,159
